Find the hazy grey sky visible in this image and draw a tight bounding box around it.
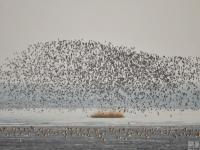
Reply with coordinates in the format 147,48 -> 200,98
0,0 -> 200,63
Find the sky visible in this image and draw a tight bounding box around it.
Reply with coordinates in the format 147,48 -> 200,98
0,0 -> 200,63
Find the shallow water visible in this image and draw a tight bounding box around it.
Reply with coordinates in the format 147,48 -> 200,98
0,109 -> 200,149
0,108 -> 200,126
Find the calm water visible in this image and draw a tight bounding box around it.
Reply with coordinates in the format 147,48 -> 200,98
0,108 -> 200,126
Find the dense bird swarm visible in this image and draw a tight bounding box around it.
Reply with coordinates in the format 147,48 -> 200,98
0,39 -> 200,112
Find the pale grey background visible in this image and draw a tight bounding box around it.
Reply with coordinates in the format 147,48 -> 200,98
0,0 -> 200,63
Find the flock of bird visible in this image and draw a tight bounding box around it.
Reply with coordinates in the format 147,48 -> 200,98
0,126 -> 200,142
0,39 -> 199,112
